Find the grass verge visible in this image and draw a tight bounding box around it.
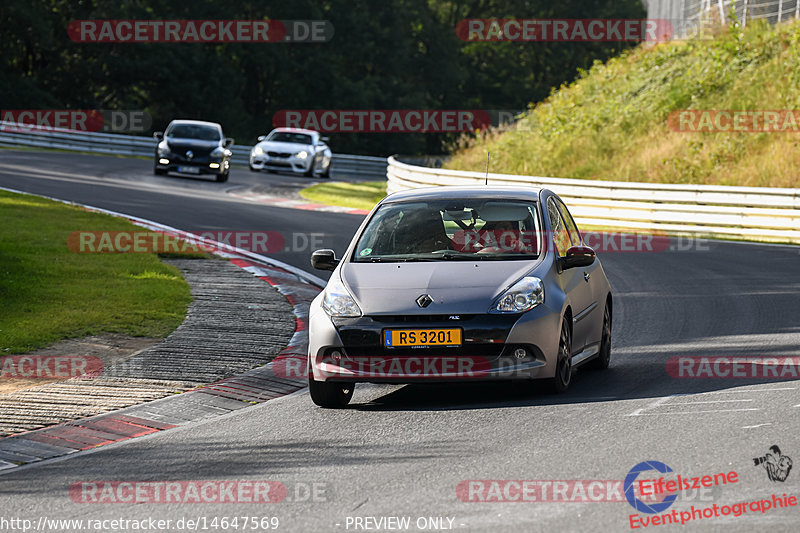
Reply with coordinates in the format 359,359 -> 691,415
0,190 -> 193,354
446,18 -> 800,188
299,181 -> 387,211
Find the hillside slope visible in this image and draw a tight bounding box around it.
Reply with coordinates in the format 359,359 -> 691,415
446,19 -> 800,188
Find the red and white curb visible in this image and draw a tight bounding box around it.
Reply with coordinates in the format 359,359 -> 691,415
0,186 -> 323,471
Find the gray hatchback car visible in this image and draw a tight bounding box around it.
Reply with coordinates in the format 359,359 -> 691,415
307,186 -> 613,408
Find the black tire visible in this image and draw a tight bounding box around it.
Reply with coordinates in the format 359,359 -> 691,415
304,160 -> 316,177
216,170 -> 229,183
154,164 -> 166,176
320,163 -> 331,178
308,373 -> 354,408
589,303 -> 612,370
548,317 -> 573,393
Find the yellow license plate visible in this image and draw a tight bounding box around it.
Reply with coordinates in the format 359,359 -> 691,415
383,328 -> 462,347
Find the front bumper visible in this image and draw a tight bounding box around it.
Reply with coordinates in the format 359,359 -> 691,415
308,295 -> 562,383
155,156 -> 228,176
249,151 -> 313,174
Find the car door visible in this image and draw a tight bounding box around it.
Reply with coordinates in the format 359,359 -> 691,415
547,197 -> 595,355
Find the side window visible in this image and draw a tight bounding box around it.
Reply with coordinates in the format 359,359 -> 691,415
556,200 -> 582,248
547,198 -> 570,257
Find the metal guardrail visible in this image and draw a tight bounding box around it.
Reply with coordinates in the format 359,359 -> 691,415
387,156 -> 800,244
0,122 -> 388,179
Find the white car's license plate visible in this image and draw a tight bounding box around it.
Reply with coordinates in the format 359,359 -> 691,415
178,166 -> 200,174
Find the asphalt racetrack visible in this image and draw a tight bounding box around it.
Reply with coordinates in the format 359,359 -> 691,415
1,150 -> 799,532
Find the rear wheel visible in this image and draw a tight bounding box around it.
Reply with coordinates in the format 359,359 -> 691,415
309,373 -> 354,408
589,303 -> 612,370
548,317 -> 572,393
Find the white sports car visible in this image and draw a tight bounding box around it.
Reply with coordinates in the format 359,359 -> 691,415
249,127 -> 332,178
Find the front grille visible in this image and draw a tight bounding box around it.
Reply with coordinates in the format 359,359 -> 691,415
267,151 -> 291,158
343,344 -> 505,358
369,315 -> 476,323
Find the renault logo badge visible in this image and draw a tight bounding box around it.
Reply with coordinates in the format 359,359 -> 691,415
186,150 -> 194,159
416,294 -> 433,308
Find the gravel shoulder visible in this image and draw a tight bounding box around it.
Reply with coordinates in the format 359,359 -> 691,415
0,258 -> 295,438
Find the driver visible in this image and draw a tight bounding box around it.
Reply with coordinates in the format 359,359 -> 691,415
477,220 -> 527,253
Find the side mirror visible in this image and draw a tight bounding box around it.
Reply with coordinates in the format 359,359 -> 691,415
257,135 -> 266,142
311,249 -> 340,271
321,136 -> 330,142
153,131 -> 164,140
561,246 -> 596,270
224,137 -> 234,148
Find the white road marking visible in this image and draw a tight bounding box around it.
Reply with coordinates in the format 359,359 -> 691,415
630,408 -> 761,416
668,399 -> 754,405
742,423 -> 772,429
701,387 -> 796,394
627,395 -> 674,416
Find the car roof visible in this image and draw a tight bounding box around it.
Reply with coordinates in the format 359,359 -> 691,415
382,186 -> 545,204
168,120 -> 222,129
270,127 -> 318,136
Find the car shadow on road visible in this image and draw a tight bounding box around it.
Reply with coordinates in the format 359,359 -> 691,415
350,355 -> 800,412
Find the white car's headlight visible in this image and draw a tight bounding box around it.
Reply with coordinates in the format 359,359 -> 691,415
253,145 -> 264,156
295,150 -> 309,160
490,276 -> 545,314
322,278 -> 362,317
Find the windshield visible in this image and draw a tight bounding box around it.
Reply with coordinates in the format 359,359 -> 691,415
353,199 -> 542,262
166,124 -> 221,141
267,131 -> 313,145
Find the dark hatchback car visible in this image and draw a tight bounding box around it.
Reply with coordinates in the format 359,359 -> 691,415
153,120 -> 233,182
306,186 -> 613,408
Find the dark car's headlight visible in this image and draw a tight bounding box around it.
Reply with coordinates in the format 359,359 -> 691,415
322,278 -> 362,318
210,147 -> 225,159
490,277 -> 545,314
157,142 -> 171,157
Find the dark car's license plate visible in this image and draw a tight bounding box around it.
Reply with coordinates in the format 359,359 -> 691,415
178,166 -> 200,174
383,328 -> 462,347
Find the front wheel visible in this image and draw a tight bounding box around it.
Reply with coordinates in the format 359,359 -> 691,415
309,374 -> 354,408
304,160 -> 316,177
548,317 -> 573,393
589,303 -> 612,370
320,163 -> 331,178
216,171 -> 229,183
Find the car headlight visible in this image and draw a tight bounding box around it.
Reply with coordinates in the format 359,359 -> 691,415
210,147 -> 225,158
295,150 -> 308,160
253,145 -> 264,156
490,277 -> 545,314
322,277 -> 362,317
157,142 -> 171,157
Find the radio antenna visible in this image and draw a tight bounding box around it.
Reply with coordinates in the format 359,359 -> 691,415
485,152 -> 490,186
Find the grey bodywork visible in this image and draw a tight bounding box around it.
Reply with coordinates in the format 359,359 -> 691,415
308,186 -> 612,383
